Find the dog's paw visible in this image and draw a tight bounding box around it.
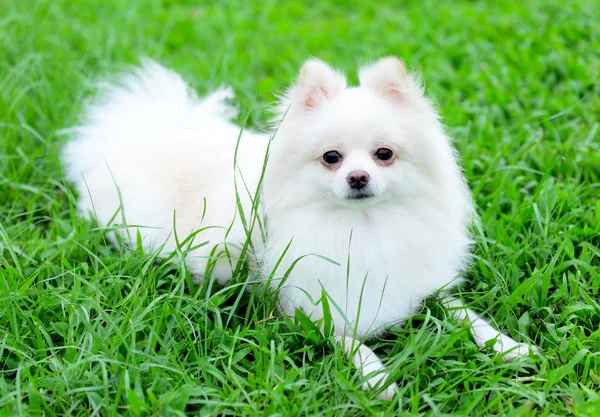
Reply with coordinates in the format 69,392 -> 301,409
495,334 -> 540,362
191,273 -> 204,285
502,342 -> 541,362
375,381 -> 398,401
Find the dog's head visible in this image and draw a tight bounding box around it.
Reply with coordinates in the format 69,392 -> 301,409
266,57 -> 460,210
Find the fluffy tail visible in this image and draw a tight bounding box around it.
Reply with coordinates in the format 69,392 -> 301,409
61,60 -> 237,183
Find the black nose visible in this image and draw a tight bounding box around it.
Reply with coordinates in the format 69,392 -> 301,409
347,170 -> 370,190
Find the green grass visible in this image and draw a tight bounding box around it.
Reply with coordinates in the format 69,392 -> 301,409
1,0 -> 599,415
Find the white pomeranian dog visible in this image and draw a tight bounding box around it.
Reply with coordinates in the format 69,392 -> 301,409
62,57 -> 538,400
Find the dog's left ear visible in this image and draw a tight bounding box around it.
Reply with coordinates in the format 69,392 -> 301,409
359,57 -> 421,103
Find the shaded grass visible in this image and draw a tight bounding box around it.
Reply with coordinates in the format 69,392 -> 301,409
1,0 -> 599,415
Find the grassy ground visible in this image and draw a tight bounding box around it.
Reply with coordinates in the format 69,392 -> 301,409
1,0 -> 599,415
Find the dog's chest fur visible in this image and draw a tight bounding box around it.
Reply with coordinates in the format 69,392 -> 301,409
259,202 -> 470,338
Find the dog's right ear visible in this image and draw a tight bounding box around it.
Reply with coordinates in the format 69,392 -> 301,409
290,59 -> 347,110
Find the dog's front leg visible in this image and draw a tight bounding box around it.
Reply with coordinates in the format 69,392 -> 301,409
441,294 -> 540,361
334,335 -> 398,400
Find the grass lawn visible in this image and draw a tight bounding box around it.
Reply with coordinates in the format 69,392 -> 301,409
1,0 -> 599,415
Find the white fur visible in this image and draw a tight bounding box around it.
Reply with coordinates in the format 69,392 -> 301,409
62,58 -> 539,400
335,336 -> 398,400
262,58 -> 473,341
62,62 -> 269,282
442,295 -> 541,361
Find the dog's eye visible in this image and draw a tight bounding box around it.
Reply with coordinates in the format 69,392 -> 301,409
323,151 -> 342,164
375,148 -> 393,161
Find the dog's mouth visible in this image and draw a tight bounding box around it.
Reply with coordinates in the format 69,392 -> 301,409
346,190 -> 375,200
